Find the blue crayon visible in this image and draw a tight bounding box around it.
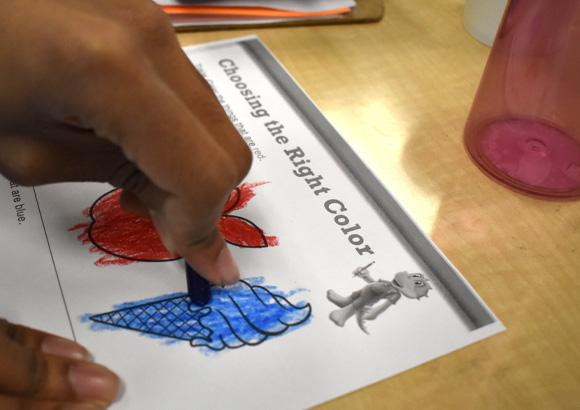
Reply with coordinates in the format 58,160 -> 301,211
185,263 -> 211,306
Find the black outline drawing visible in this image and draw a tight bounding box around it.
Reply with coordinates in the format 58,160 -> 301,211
89,279 -> 312,351
87,189 -> 180,263
72,183 -> 277,265
327,263 -> 431,334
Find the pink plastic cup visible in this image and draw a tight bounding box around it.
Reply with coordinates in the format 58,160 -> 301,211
464,0 -> 580,199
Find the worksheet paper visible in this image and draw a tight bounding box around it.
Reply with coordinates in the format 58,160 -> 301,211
0,37 -> 504,409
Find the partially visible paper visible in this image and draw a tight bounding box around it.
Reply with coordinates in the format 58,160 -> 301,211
0,37 -> 503,410
155,0 -> 355,13
154,0 -> 355,27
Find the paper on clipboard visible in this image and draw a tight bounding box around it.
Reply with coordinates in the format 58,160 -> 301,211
155,0 -> 355,13
154,0 -> 355,27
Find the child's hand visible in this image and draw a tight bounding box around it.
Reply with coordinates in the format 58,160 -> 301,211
0,319 -> 119,408
0,0 -> 252,286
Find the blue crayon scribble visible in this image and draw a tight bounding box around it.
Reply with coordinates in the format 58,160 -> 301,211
85,277 -> 311,353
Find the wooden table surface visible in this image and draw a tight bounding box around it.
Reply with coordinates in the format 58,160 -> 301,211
177,1 -> 580,408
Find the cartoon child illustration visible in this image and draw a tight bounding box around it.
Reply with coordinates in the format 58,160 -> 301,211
327,262 -> 431,334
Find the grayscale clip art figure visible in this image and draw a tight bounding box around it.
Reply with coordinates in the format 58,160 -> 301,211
327,262 -> 432,334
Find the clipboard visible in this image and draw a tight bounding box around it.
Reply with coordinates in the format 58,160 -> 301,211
170,0 -> 384,32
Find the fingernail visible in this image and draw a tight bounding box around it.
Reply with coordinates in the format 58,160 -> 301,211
216,247 -> 240,285
69,362 -> 119,403
42,336 -> 90,361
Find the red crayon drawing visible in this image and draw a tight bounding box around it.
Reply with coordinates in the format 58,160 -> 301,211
70,182 -> 278,267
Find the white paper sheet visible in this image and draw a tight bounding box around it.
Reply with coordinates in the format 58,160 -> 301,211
0,37 -> 503,409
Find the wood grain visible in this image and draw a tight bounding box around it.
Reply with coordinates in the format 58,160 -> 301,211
177,1 -> 580,408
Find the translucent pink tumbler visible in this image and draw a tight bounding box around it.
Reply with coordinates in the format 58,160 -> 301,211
464,0 -> 580,199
